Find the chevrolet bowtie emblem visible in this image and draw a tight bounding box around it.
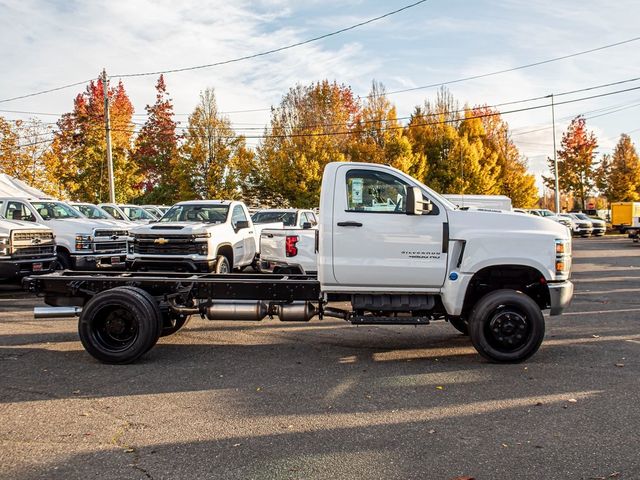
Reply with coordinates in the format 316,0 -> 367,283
31,238 -> 42,245
154,238 -> 169,245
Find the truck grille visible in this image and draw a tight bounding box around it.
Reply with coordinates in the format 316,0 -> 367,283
95,241 -> 127,252
93,229 -> 127,253
10,230 -> 55,258
94,229 -> 128,237
133,234 -> 201,255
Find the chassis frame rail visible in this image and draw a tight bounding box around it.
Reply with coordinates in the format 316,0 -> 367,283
24,270 -> 321,307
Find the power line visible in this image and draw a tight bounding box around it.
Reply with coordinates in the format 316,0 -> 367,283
0,78 -> 97,105
102,83 -> 640,140
379,36 -> 640,97
112,1 -> 428,78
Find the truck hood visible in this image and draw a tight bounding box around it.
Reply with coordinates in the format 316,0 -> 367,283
0,219 -> 51,231
43,218 -> 127,235
131,222 -> 223,236
448,209 -> 570,240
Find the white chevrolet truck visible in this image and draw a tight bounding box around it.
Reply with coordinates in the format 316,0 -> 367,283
0,198 -> 129,270
127,200 -> 258,273
27,162 -> 573,365
0,214 -> 56,280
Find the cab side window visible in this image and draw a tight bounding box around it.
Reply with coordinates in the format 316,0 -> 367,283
231,205 -> 248,229
345,170 -> 408,213
7,201 -> 36,222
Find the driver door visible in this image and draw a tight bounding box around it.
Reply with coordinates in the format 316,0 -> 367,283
332,165 -> 449,288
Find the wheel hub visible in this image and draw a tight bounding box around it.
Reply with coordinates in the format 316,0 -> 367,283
488,309 -> 528,349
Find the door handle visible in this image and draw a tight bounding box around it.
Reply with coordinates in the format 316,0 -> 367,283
337,221 -> 363,227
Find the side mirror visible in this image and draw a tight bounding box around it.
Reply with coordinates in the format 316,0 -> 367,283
235,220 -> 249,231
302,222 -> 312,229
406,186 -> 432,215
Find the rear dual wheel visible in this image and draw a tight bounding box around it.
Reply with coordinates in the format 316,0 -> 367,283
78,287 -> 162,364
468,289 -> 545,363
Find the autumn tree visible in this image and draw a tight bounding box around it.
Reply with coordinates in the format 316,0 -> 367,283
44,76 -> 139,201
596,134 -> 640,201
449,112 -> 501,194
176,88 -> 252,200
473,106 -> 538,207
404,88 -> 461,192
256,80 -> 360,207
545,116 -> 598,210
131,75 -> 179,204
0,117 -> 54,192
350,80 -> 426,178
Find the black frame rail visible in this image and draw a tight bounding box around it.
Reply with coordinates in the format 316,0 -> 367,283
24,271 -> 321,306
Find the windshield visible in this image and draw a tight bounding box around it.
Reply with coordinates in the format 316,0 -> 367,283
74,204 -> 112,220
121,205 -> 155,221
252,211 -> 296,226
161,204 -> 230,223
539,210 -> 556,217
575,213 -> 591,221
32,201 -> 82,220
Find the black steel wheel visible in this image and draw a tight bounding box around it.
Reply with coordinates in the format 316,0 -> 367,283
215,255 -> 230,274
78,287 -> 162,364
469,289 -> 545,363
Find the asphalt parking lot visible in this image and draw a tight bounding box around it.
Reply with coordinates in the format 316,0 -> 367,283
1,236 -> 639,480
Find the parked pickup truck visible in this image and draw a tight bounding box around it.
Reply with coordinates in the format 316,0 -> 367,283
253,209 -> 319,273
0,214 -> 56,280
0,197 -> 128,270
27,162 -> 574,365
127,200 -> 258,273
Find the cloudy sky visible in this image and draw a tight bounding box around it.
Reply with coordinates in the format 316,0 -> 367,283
1,0 -> 639,191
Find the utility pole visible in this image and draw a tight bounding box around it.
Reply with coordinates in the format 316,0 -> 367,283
102,69 -> 116,203
549,93 -> 560,213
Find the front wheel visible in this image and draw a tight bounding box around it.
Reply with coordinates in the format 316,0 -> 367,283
214,255 -> 230,274
468,289 -> 545,363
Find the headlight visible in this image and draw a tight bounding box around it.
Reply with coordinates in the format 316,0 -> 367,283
197,242 -> 208,255
0,234 -> 10,256
555,238 -> 571,275
75,234 -> 93,251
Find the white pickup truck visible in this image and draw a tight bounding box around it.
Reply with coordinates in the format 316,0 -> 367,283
30,161 -> 574,364
254,209 -> 319,274
0,198 -> 129,270
127,200 -> 259,273
0,214 -> 56,280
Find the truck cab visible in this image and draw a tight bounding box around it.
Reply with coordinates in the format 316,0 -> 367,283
127,200 -> 257,273
0,197 -> 128,270
0,213 -> 56,280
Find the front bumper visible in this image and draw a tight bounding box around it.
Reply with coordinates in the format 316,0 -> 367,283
127,256 -> 216,273
0,256 -> 56,280
548,281 -> 574,315
71,253 -> 126,270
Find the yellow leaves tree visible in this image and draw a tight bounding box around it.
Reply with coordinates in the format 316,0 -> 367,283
596,134 -> 640,201
176,88 -> 251,200
257,80 -> 360,207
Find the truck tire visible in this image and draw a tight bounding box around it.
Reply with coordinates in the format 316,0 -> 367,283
53,250 -> 71,270
448,317 -> 469,335
468,289 -> 545,363
215,255 -> 230,274
159,312 -> 191,337
78,286 -> 162,364
115,286 -> 164,351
